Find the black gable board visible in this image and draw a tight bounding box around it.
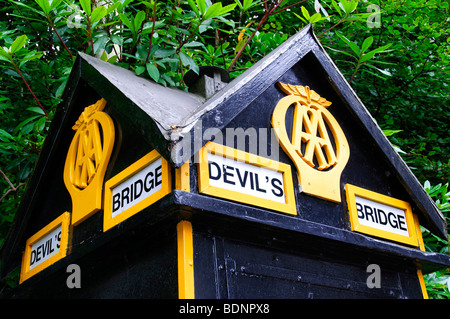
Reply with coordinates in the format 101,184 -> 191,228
0,58 -> 95,278
0,54 -> 180,283
1,24 -> 449,299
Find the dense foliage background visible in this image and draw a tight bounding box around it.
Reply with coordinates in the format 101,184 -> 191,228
0,0 -> 448,297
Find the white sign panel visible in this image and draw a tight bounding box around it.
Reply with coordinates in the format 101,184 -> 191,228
345,184 -> 418,246
354,196 -> 410,237
111,157 -> 163,218
29,226 -> 62,270
207,153 -> 286,203
20,212 -> 70,284
198,143 -> 297,216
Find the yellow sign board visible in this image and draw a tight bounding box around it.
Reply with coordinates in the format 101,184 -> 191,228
103,149 -> 171,232
345,184 -> 420,246
20,212 -> 71,283
198,142 -> 297,216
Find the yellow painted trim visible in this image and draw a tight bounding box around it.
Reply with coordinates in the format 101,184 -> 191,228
417,269 -> 429,299
20,212 -> 71,284
413,215 -> 429,299
175,161 -> 190,192
198,142 -> 297,216
103,149 -> 171,232
63,98 -> 115,226
177,221 -> 195,299
345,184 -> 418,247
413,214 -> 426,251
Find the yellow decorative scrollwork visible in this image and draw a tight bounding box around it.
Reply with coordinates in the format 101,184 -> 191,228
64,98 -> 115,225
271,82 -> 350,202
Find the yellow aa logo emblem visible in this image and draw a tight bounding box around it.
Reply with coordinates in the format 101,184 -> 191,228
72,117 -> 104,189
272,83 -> 350,202
64,98 -> 115,225
292,97 -> 337,170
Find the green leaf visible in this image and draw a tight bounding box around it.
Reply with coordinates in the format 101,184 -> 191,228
360,43 -> 392,63
134,10 -> 146,32
10,35 -> 28,54
346,12 -> 373,22
301,6 -> 310,20
336,32 -> 360,56
187,0 -> 199,16
234,0 -> 243,10
135,65 -> 145,75
197,0 -> 206,15
110,34 -> 124,45
161,73 -> 175,87
27,107 -> 46,115
347,42 -> 360,57
50,0 -> 64,10
243,0 -> 254,11
34,117 -> 46,132
18,51 -> 43,65
34,0 -> 50,16
392,144 -> 406,154
106,2 -> 121,14
179,51 -> 199,74
107,55 -> 118,64
309,12 -> 322,24
324,45 -> 356,59
361,36 -> 373,54
99,50 -> 108,61
359,50 -> 376,63
429,184 -> 443,196
55,78 -> 68,98
363,69 -> 388,80
90,6 -> 107,23
146,63 -> 160,82
340,0 -> 358,14
204,3 -> 221,20
10,1 -> 45,17
383,129 -> 402,137
0,128 -> 14,141
80,0 -> 91,16
12,115 -> 36,134
0,47 -> 11,62
154,48 -> 176,58
220,4 -> 237,15
93,36 -> 108,55
234,38 -> 247,54
368,43 -> 393,55
119,13 -> 134,32
0,55 -> 11,63
365,64 -> 392,76
293,12 -> 307,24
234,0 -> 259,12
183,41 -> 205,48
331,0 -> 342,16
